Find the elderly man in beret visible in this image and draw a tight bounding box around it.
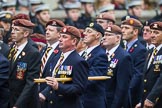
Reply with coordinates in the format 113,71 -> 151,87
140,21 -> 162,108
39,19 -> 65,108
96,12 -> 116,29
121,18 -> 147,107
102,25 -> 133,108
81,22 -> 108,108
8,19 -> 41,108
45,26 -> 89,108
142,20 -> 155,50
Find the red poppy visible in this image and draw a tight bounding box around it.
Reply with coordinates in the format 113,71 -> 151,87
129,47 -> 134,53
54,49 -> 59,54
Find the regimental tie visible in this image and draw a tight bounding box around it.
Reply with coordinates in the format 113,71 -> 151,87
81,50 -> 87,59
40,47 -> 52,77
53,53 -> 64,76
147,48 -> 158,69
8,45 -> 17,61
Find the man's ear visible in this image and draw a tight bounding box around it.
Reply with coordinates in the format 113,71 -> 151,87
24,31 -> 30,38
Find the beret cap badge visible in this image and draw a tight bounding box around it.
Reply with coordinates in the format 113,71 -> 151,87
153,24 -> 158,28
89,23 -> 94,27
130,19 -> 134,25
106,27 -> 111,31
52,21 -> 56,26
5,13 -> 11,19
63,27 -> 67,32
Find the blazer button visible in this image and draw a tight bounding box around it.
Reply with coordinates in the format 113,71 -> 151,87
50,101 -> 53,104
144,79 -> 147,83
144,89 -> 147,93
50,91 -> 52,94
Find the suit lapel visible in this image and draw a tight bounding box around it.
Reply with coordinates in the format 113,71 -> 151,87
145,48 -> 162,74
9,42 -> 29,76
143,49 -> 153,73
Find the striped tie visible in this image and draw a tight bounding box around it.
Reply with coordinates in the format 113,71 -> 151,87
53,53 -> 64,76
8,45 -> 16,60
40,47 -> 52,77
147,48 -> 158,69
13,48 -> 18,61
81,51 -> 87,59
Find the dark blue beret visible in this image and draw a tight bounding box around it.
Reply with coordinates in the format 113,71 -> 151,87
143,19 -> 156,26
87,22 -> 104,36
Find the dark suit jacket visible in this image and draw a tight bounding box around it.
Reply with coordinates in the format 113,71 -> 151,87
0,41 -> 10,58
8,41 -> 41,108
105,46 -> 133,108
128,40 -> 147,107
0,53 -> 9,108
43,50 -> 89,108
83,45 -> 108,108
142,48 -> 162,108
39,45 -> 61,108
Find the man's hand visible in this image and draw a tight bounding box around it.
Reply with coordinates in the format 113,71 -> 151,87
45,77 -> 58,90
144,99 -> 154,108
39,93 -> 46,102
135,103 -> 141,108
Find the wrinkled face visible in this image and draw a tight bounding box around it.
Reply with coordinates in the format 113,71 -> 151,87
59,33 -> 76,52
46,25 -> 59,41
83,27 -> 98,46
130,5 -> 142,17
102,32 -> 119,48
121,24 -> 134,42
37,10 -> 50,23
11,26 -> 25,43
143,26 -> 151,42
150,29 -> 162,46
67,9 -> 80,21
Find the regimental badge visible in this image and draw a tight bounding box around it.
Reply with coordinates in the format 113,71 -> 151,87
16,62 -> 27,80
5,13 -> 11,19
153,23 -> 158,28
154,64 -> 160,72
89,23 -> 94,27
129,19 -> 134,25
107,69 -> 113,76
52,21 -> 56,26
63,27 -> 67,32
106,26 -> 111,32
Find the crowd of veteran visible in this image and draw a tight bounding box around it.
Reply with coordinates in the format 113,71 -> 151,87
1,0 -> 162,108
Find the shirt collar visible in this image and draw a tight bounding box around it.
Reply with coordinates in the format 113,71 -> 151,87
156,44 -> 162,51
86,44 -> 99,54
127,39 -> 138,51
62,50 -> 74,60
106,44 -> 119,56
48,41 -> 59,49
17,41 -> 28,51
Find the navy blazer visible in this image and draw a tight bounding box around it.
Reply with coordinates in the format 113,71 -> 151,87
0,42 -> 9,58
105,46 -> 133,108
43,50 -> 89,108
0,53 -> 9,108
8,41 -> 41,108
40,45 -> 61,91
142,48 -> 162,108
83,45 -> 108,108
127,40 -> 147,107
